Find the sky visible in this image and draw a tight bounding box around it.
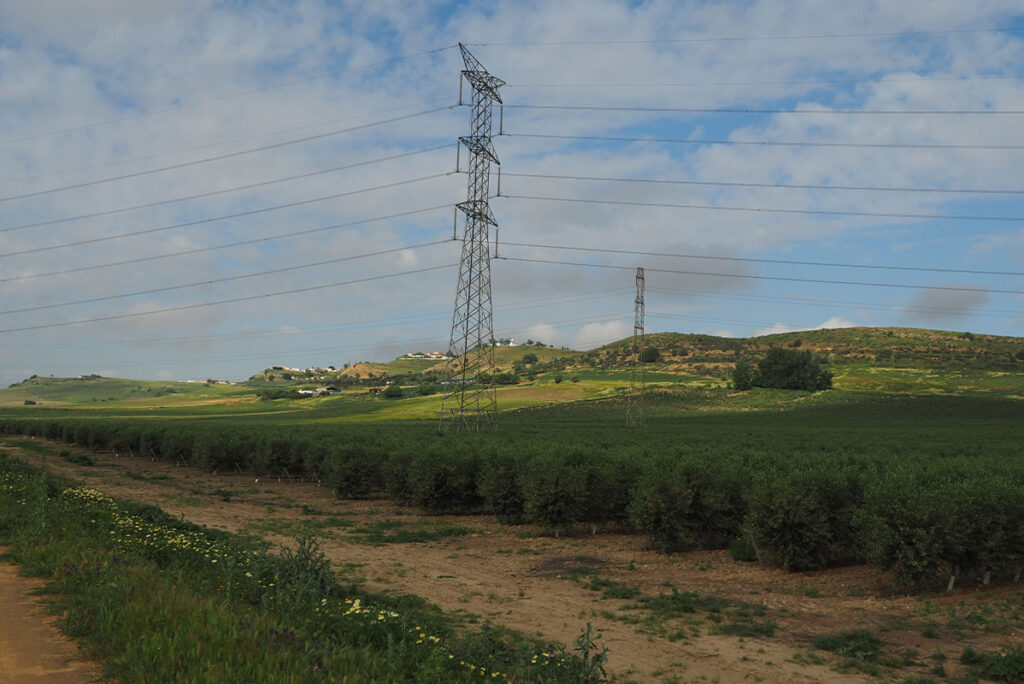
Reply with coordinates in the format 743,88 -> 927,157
1,0 -> 1023,385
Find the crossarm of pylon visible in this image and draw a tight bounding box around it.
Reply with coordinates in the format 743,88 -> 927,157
456,200 -> 498,226
459,135 -> 500,164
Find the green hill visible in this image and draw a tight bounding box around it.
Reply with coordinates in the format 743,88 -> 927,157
4,328 -> 1022,410
1,375 -> 242,407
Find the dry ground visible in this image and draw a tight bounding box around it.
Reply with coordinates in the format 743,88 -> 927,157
0,552 -> 100,683
7,440 -> 1023,683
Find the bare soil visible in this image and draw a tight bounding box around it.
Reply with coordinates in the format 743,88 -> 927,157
0,552 -> 100,683
9,441 -> 1023,683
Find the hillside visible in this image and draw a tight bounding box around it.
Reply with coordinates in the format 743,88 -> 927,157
1,375 -> 243,407
4,327 -> 1022,410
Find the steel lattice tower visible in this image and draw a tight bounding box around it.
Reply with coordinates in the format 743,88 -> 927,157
440,44 -> 504,432
627,267 -> 646,427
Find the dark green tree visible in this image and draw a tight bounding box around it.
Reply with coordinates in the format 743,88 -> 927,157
734,348 -> 832,391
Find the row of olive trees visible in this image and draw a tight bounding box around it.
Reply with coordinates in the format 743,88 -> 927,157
2,415 -> 1021,591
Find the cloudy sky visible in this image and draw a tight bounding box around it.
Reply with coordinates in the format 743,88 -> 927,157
1,0 -> 1022,384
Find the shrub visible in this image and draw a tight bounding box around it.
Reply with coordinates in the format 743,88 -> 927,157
382,385 -> 404,398
477,450 -> 525,524
814,630 -> 883,662
521,452 -> 588,536
407,446 -> 482,514
747,465 -> 860,571
733,348 -> 832,391
640,347 -> 660,363
629,453 -> 745,552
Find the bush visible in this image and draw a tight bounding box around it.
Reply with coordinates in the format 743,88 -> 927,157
407,446 -> 482,514
23,399 -> 36,405
733,348 -> 832,391
477,450 -> 525,524
629,453 -> 745,552
747,465 -> 860,571
814,630 -> 882,661
640,347 -> 660,363
521,453 -> 588,536
382,385 -> 404,398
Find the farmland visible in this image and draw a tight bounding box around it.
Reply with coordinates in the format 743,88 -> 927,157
1,327 -> 1023,682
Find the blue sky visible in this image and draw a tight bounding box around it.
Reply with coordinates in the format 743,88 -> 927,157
1,1 -> 1022,385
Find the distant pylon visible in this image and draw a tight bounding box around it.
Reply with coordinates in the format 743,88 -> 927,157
440,44 -> 505,432
627,267 -> 646,427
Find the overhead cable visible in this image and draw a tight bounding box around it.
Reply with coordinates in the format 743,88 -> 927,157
0,45 -> 457,147
0,264 -> 457,334
0,175 -> 453,259
467,27 -> 1023,46
506,103 -> 1024,115
500,193 -> 1024,223
1,205 -> 453,281
1,145 -> 452,233
502,242 -> 1024,277
500,171 -> 1024,196
505,74 -> 1024,89
1,98 -> 452,188
498,256 -> 1024,295
0,106 -> 455,203
0,241 -> 450,316
645,286 -> 1020,319
504,131 -> 1024,151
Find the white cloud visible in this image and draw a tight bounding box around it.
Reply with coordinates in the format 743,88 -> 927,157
0,0 -> 1021,385
754,316 -> 856,337
574,320 -> 631,349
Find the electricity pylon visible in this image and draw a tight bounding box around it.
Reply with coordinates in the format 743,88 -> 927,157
627,267 -> 646,427
440,44 -> 504,432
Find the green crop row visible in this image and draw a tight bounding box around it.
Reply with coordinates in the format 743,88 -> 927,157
2,394 -> 1022,593
0,451 -> 605,682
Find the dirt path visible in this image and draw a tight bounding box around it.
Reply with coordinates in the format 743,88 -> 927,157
0,552 -> 100,683
11,442 -> 1023,683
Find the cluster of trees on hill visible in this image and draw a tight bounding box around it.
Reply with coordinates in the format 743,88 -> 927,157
732,348 -> 833,391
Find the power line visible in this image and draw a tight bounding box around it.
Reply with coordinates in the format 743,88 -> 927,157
500,193 -> 1024,223
0,175 -> 453,259
503,131 -> 1024,151
0,241 -> 449,316
498,256 -> 1024,295
3,206 -> 453,281
501,171 -> 1024,196
0,106 -> 454,203
1,205 -> 453,282
0,45 -> 457,147
1,145 -> 452,233
0,98 -> 453,188
502,242 -> 1024,277
646,286 -> 1020,319
506,103 -> 1024,115
2,287 -> 630,350
467,27 -> 1024,46
505,74 -> 1024,89
0,263 -> 457,334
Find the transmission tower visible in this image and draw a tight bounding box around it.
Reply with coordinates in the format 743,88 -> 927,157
627,267 -> 646,427
440,44 -> 505,432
